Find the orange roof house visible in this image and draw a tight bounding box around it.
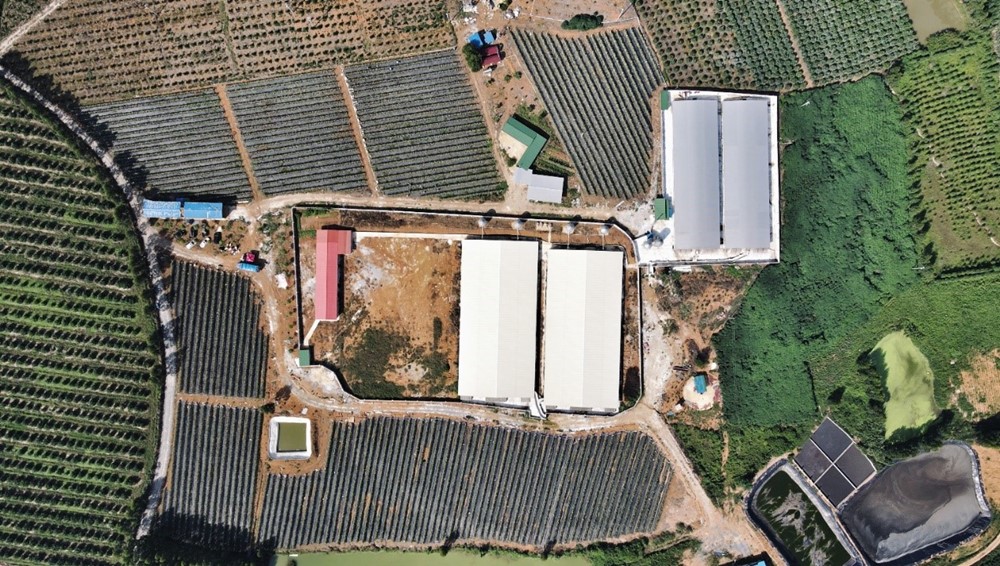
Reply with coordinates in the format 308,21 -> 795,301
315,229 -> 353,321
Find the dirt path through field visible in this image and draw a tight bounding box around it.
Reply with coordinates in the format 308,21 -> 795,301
0,0 -> 67,56
773,0 -> 814,88
216,84 -> 264,201
337,67 -> 380,196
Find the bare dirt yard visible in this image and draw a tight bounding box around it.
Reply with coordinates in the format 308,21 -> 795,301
958,350 -> 1000,418
309,235 -> 461,399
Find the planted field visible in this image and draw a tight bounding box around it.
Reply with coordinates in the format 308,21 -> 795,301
512,29 -> 660,199
889,34 -> 1000,274
86,91 -> 251,200
7,0 -> 453,105
0,81 -> 161,564
345,51 -> 501,199
0,0 -> 44,36
227,72 -> 367,196
782,0 -> 918,84
750,469 -> 852,565
173,262 -> 268,398
259,418 -> 669,549
872,331 -> 938,439
718,0 -> 805,90
159,402 -> 262,551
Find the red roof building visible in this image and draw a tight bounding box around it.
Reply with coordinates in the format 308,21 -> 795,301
315,229 -> 353,321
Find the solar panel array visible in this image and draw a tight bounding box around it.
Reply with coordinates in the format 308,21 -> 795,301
793,417 -> 876,507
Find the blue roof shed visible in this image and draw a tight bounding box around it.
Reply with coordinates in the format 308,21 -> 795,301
183,201 -> 224,220
142,199 -> 181,219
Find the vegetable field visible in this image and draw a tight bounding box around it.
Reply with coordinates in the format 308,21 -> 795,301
782,0 -> 918,84
86,91 -> 251,200
511,29 -> 660,199
889,28 -> 1000,274
345,51 -> 502,199
173,262 -> 268,398
227,72 -> 367,196
159,402 -> 262,551
259,417 -> 669,549
718,0 -> 805,90
0,80 -> 161,564
7,0 -> 453,105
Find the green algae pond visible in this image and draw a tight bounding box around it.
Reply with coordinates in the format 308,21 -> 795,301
872,331 -> 939,439
272,551 -> 591,566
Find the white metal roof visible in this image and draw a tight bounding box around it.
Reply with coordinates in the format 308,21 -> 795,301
722,99 -> 772,249
457,239 -> 539,404
672,99 -> 721,250
543,249 -> 623,413
514,167 -> 564,204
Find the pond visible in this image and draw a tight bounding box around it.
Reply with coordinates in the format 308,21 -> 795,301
902,0 -> 968,42
871,331 -> 938,439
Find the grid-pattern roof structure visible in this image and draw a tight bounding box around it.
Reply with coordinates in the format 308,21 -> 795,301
795,417 -> 877,507
721,99 -> 772,249
672,99 -> 721,250
457,240 -> 539,405
315,229 -> 353,321
183,201 -> 224,220
142,199 -> 181,219
543,249 -> 623,413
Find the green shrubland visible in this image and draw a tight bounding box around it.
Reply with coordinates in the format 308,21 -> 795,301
716,76 -> 919,429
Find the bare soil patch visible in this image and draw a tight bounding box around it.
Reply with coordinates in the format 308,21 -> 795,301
959,350 -> 1000,417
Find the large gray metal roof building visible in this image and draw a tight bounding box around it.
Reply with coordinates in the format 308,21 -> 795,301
671,96 -> 774,251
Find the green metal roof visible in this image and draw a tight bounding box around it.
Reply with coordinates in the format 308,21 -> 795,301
298,347 -> 312,366
502,115 -> 548,169
654,197 -> 669,220
660,90 -> 671,110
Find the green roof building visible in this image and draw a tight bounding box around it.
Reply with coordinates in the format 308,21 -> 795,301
501,115 -> 548,169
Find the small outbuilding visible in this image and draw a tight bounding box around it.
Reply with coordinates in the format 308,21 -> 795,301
183,201 -> 224,220
514,167 -> 563,204
501,115 -> 548,169
142,199 -> 182,219
315,229 -> 353,321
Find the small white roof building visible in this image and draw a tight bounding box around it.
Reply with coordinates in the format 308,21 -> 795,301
458,239 -> 539,406
542,248 -> 623,413
514,167 -> 563,204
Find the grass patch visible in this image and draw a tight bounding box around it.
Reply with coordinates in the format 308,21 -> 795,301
341,327 -> 407,398
672,425 -> 725,504
872,331 -> 939,439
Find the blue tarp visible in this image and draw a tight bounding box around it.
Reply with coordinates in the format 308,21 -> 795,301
237,261 -> 260,273
183,201 -> 224,219
467,30 -> 496,48
142,199 -> 181,219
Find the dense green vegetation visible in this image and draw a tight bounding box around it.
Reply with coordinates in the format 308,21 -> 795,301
561,13 -> 604,31
0,79 -> 162,563
717,76 -> 919,428
888,1 -> 1000,275
672,425 -> 725,503
461,43 -> 482,72
341,327 -> 407,398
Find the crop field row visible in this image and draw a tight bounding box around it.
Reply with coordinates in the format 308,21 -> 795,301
890,36 -> 1000,274
8,0 -> 453,105
637,0 -> 917,91
0,0 -> 44,37
783,0 -> 918,85
259,417 -> 669,549
0,81 -> 161,565
227,72 -> 367,196
512,29 -> 660,199
345,51 -> 501,199
85,91 -> 251,201
173,262 -> 268,398
159,402 -> 262,551
718,0 -> 805,90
